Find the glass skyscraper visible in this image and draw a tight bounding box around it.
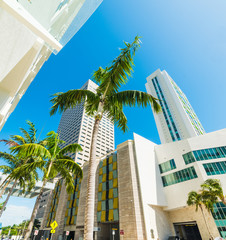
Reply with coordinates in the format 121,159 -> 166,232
146,69 -> 205,144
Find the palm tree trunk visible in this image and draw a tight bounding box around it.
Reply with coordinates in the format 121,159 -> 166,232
84,117 -> 101,240
0,180 -> 11,199
24,161 -> 53,240
23,178 -> 48,240
0,180 -> 17,217
199,204 -> 213,240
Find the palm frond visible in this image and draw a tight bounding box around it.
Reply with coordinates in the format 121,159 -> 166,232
50,90 -> 96,116
57,143 -> 83,157
92,67 -> 108,84
0,165 -> 13,174
0,152 -> 17,165
108,90 -> 161,113
12,160 -> 45,178
55,159 -> 83,178
54,166 -> 74,194
11,143 -> 51,159
0,139 -> 19,147
26,121 -> 37,143
105,103 -> 128,132
9,135 -> 26,145
97,36 -> 141,95
19,128 -> 32,143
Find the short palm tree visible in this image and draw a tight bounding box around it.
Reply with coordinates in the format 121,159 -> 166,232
11,131 -> 83,240
50,36 -> 161,240
0,152 -> 38,217
201,179 -> 226,205
187,191 -> 214,240
0,120 -> 38,197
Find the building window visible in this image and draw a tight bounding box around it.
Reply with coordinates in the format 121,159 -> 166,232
212,202 -> 226,238
161,166 -> 198,187
183,146 -> 226,165
159,159 -> 176,173
203,161 -> 226,176
183,152 -> 196,164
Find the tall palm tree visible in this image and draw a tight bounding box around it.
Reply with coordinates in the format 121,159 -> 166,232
11,131 -> 83,240
0,120 -> 38,197
187,191 -> 214,240
0,152 -> 38,217
201,179 -> 226,205
50,36 -> 161,240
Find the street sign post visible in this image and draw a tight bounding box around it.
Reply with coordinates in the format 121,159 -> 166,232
66,231 -> 70,236
50,221 -> 58,233
34,230 -> 39,235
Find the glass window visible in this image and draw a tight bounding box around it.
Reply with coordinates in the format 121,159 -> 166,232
203,161 -> 226,176
161,167 -> 197,187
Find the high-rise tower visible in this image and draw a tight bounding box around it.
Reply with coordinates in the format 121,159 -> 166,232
146,69 -> 205,144
57,80 -> 114,166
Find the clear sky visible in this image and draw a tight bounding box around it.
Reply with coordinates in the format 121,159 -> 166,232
1,0 -> 226,226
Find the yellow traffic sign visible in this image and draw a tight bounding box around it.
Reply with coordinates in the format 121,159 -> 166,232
50,221 -> 58,233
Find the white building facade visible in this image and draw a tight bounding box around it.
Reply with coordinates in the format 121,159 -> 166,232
146,69 -> 205,144
0,0 -> 103,131
57,80 -> 114,166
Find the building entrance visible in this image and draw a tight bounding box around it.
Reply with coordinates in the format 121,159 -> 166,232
174,221 -> 202,240
97,222 -> 119,240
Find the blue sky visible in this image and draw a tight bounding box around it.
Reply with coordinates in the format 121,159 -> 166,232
1,0 -> 226,225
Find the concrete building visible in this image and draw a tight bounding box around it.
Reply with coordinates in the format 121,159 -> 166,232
57,80 -> 114,166
40,131 -> 226,240
0,0 -> 103,131
146,69 -> 205,144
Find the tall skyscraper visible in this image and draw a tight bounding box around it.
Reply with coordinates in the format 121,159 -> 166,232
57,80 -> 114,166
146,69 -> 205,144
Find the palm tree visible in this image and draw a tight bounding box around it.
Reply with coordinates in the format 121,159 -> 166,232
201,179 -> 226,205
50,36 -> 161,240
0,120 -> 38,197
187,191 -> 214,240
0,152 -> 38,217
11,131 -> 83,240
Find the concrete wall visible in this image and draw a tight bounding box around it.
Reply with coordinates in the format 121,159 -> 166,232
168,206 -> 219,239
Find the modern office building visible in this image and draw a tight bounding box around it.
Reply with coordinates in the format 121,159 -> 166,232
57,80 -> 114,166
0,0 -> 103,131
146,69 -> 205,144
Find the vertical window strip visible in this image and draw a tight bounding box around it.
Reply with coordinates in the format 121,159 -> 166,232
152,78 -> 176,141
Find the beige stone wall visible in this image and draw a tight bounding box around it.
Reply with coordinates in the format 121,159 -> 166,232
117,141 -> 146,240
168,205 -> 219,239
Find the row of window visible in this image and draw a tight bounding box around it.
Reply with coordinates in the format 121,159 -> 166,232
183,146 -> 226,164
203,161 -> 226,176
159,159 -> 176,173
161,166 -> 198,187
